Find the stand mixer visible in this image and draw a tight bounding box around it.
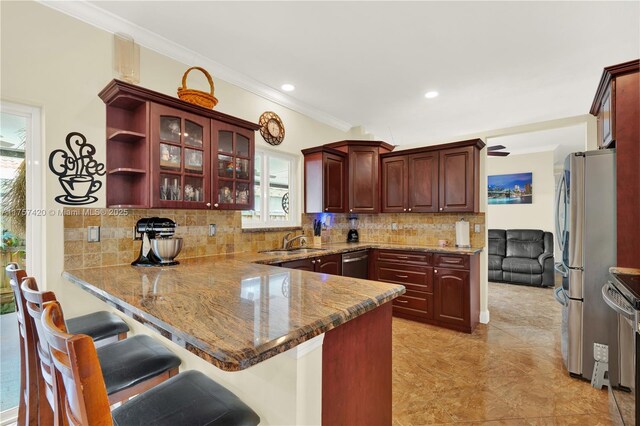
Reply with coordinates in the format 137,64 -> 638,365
132,217 -> 183,267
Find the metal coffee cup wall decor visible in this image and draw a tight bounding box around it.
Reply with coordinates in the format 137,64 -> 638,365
49,132 -> 105,205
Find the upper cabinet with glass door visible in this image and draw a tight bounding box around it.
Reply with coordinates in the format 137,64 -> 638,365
150,103 -> 210,209
211,122 -> 254,210
100,79 -> 260,210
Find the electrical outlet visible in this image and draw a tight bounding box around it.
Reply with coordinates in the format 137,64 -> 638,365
209,224 -> 216,236
391,223 -> 398,231
87,226 -> 100,242
474,224 -> 481,233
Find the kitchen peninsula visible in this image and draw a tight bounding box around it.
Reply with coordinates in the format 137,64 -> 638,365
63,252 -> 405,425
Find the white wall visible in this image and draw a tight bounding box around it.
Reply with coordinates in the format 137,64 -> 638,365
0,0 -> 352,301
487,151 -> 555,234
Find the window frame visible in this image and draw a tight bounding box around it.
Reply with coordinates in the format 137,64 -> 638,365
241,148 -> 300,229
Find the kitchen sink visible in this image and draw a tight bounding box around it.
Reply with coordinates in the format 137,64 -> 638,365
259,248 -> 326,255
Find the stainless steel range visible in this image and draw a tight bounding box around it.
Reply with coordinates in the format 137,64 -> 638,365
603,272 -> 640,424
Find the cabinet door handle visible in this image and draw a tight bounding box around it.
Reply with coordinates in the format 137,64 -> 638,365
350,209 -> 353,212
408,208 -> 412,212
434,269 -> 438,273
206,202 -> 211,207
397,256 -> 408,259
311,260 -> 316,264
214,203 -> 219,208
316,259 -> 321,263
396,299 -> 409,304
396,274 -> 409,278
325,208 -> 329,211
403,208 -> 407,212
439,207 -> 444,211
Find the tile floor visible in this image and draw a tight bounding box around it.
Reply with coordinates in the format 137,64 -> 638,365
392,282 -> 619,425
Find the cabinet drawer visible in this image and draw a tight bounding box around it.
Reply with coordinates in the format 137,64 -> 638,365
393,292 -> 433,319
377,250 -> 431,265
434,253 -> 470,270
376,263 -> 432,293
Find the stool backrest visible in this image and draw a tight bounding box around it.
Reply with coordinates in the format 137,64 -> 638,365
41,301 -> 112,426
5,263 -> 37,424
21,277 -> 60,416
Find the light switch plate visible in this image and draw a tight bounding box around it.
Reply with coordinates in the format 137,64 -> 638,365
209,224 -> 216,236
391,223 -> 398,231
87,226 -> 100,242
474,224 -> 481,233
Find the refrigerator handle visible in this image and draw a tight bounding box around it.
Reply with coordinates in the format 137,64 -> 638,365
554,286 -> 568,306
554,261 -> 568,278
555,174 -> 566,253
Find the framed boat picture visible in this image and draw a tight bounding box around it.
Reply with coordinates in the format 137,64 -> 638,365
488,172 -> 533,205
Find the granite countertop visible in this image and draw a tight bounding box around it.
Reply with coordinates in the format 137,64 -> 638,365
64,255 -> 404,372
64,242 -> 481,371
245,242 -> 483,265
610,266 -> 640,276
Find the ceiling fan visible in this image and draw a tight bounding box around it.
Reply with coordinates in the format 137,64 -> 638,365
487,145 -> 510,157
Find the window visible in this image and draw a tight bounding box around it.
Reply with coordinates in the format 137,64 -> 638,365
242,149 -> 299,228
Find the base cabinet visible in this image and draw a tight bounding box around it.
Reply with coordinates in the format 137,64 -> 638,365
433,268 -> 469,327
280,254 -> 342,275
373,250 -> 479,333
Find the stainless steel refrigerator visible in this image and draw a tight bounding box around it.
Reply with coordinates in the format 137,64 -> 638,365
554,149 -> 618,383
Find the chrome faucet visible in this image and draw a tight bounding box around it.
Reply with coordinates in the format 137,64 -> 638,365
282,232 -> 307,249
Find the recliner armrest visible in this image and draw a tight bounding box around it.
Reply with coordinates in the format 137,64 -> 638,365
538,252 -> 553,266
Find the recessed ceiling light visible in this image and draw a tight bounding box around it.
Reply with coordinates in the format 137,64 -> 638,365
424,91 -> 439,99
281,83 -> 295,92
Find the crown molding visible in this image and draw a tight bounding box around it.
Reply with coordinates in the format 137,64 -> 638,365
37,0 -> 353,132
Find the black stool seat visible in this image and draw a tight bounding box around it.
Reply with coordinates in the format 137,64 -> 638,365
97,335 -> 181,395
66,311 -> 129,341
112,370 -> 260,426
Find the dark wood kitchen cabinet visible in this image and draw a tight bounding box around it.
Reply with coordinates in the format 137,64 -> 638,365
372,249 -> 480,333
438,145 -> 478,213
302,147 -> 347,213
381,139 -> 483,213
372,250 -> 434,320
380,156 -> 407,213
324,141 -> 395,214
99,79 -> 259,209
280,253 -> 342,275
590,59 -> 640,269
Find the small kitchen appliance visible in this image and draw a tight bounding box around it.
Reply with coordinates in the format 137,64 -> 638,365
347,217 -> 359,243
132,217 -> 182,266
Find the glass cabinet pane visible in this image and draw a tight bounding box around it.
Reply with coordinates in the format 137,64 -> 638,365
218,155 -> 234,178
218,181 -> 234,204
219,131 -> 233,153
184,148 -> 203,173
160,174 -> 181,201
236,182 -> 250,205
236,134 -> 249,157
184,120 -> 203,147
184,176 -> 204,202
160,143 -> 181,170
235,158 -> 250,180
160,116 -> 181,143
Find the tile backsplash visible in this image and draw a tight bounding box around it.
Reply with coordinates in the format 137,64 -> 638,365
302,213 -> 485,248
63,208 -> 485,269
63,208 -> 298,269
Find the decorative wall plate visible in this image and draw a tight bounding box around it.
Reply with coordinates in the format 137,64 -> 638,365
259,111 -> 285,145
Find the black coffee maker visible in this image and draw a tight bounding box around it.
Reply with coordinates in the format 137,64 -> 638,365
347,216 -> 359,243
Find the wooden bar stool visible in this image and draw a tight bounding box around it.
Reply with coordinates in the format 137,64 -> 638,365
21,276 -> 182,423
5,264 -> 38,425
41,300 -> 260,426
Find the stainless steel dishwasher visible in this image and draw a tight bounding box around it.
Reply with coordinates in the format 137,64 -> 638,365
342,250 -> 369,279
